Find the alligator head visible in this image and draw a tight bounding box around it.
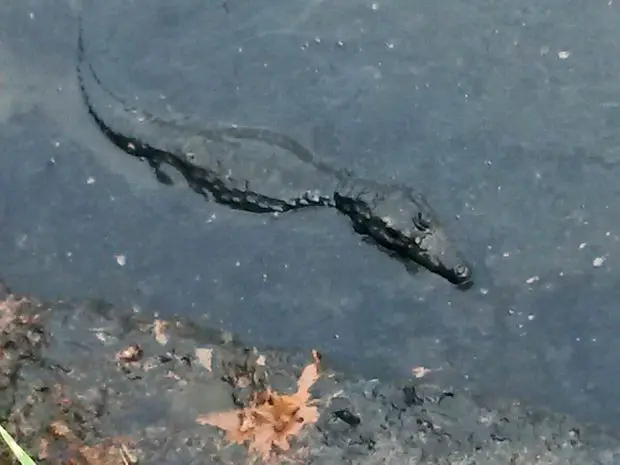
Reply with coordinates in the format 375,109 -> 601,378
335,184 -> 473,288
406,214 -> 473,289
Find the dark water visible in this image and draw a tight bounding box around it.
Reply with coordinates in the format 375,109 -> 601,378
2,0 -> 620,429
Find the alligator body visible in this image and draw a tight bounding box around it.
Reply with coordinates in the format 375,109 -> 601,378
76,24 -> 473,288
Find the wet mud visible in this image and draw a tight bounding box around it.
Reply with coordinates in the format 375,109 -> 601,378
0,280 -> 618,464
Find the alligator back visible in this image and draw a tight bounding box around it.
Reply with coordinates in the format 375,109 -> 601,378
77,24 -> 340,213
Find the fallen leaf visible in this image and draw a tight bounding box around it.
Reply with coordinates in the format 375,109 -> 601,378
153,319 -> 169,345
294,350 -> 320,404
115,345 -> 143,364
197,350 -> 321,461
195,347 -> 213,372
411,366 -> 432,379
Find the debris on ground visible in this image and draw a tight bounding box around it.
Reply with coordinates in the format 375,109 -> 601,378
0,278 -> 616,465
116,344 -> 143,365
39,420 -> 138,465
195,347 -> 213,372
196,350 -> 321,461
152,320 -> 168,346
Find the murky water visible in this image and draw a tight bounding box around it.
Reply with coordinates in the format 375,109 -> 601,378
2,0 -> 620,429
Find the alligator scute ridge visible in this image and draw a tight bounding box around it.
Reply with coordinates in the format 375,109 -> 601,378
76,19 -> 473,288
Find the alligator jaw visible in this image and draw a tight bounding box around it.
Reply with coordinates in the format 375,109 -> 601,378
332,179 -> 473,288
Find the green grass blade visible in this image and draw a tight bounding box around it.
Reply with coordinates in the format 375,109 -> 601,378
0,424 -> 37,465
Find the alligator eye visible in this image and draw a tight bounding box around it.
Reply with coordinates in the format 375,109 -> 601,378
413,212 -> 432,231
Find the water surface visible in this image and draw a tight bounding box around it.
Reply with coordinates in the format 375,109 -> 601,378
1,0 -> 620,429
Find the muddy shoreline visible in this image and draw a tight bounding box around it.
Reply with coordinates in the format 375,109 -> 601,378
0,280 -> 615,464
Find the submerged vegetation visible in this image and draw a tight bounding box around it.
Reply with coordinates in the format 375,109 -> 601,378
0,423 -> 37,465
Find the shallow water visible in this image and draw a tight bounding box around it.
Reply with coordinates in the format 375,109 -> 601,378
2,0 -> 620,429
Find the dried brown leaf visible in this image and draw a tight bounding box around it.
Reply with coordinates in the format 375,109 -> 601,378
49,419 -> 77,441
197,410 -> 243,438
294,349 -> 320,404
195,347 -> 213,372
196,350 -> 322,461
115,344 -> 143,364
153,319 -> 169,345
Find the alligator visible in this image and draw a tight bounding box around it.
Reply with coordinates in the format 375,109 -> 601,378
75,23 -> 473,288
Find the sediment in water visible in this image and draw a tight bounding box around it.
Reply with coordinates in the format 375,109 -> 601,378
0,280 -> 617,464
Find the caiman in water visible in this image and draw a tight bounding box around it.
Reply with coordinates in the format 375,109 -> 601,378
75,24 -> 473,288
